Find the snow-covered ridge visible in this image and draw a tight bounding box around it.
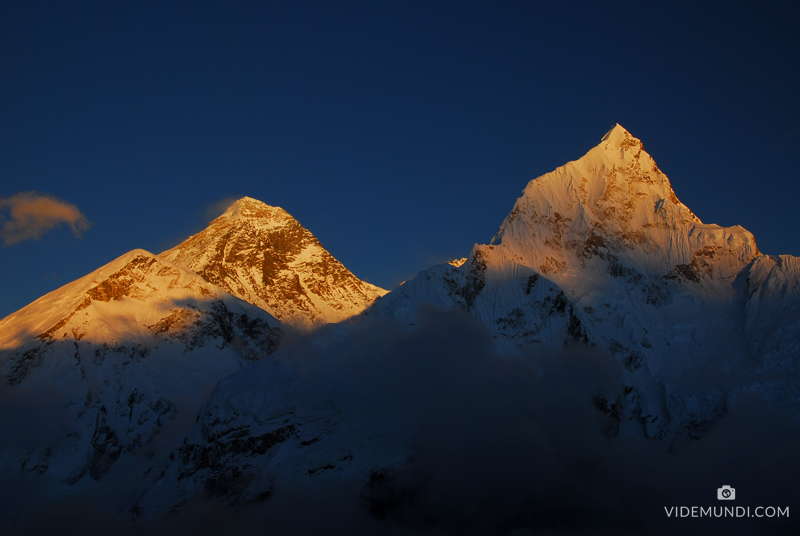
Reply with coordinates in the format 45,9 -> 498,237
0,249 -> 155,350
0,249 -> 282,501
1,249 -> 280,351
161,197 -> 387,329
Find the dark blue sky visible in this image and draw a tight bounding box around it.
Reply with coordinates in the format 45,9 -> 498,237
2,1 -> 799,319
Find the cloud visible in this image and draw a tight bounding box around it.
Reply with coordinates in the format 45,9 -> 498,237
4,308 -> 799,535
204,196 -> 241,221
136,309 -> 800,535
0,192 -> 91,245
198,309 -> 800,535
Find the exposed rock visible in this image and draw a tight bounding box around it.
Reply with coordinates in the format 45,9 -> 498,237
161,197 -> 387,329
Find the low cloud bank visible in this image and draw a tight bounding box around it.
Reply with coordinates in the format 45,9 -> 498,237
0,191 -> 90,245
4,307 -> 799,535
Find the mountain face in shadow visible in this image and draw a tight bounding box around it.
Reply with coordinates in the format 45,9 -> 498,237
0,250 -> 282,508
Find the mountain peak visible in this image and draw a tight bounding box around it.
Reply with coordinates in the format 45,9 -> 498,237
161,197 -> 387,329
218,196 -> 291,224
594,123 -> 646,167
600,123 -> 632,142
491,124 -> 757,287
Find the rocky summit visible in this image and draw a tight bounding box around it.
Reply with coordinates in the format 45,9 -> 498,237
160,197 -> 387,330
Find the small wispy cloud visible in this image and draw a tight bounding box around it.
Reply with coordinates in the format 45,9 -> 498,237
0,191 -> 91,246
204,196 -> 241,221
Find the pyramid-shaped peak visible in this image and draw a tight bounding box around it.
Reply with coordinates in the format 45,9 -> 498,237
161,196 -> 387,329
600,123 -> 629,139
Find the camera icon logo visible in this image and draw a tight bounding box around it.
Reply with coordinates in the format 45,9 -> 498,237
717,485 -> 736,500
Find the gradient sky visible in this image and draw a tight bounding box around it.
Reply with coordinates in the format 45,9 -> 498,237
1,1 -> 799,319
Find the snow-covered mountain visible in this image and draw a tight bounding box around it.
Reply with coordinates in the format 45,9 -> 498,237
4,126 -> 800,533
0,197 -> 386,524
137,125 -> 800,519
160,197 -> 387,330
0,250 -> 281,511
373,124 -> 800,437
375,125 -> 757,342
